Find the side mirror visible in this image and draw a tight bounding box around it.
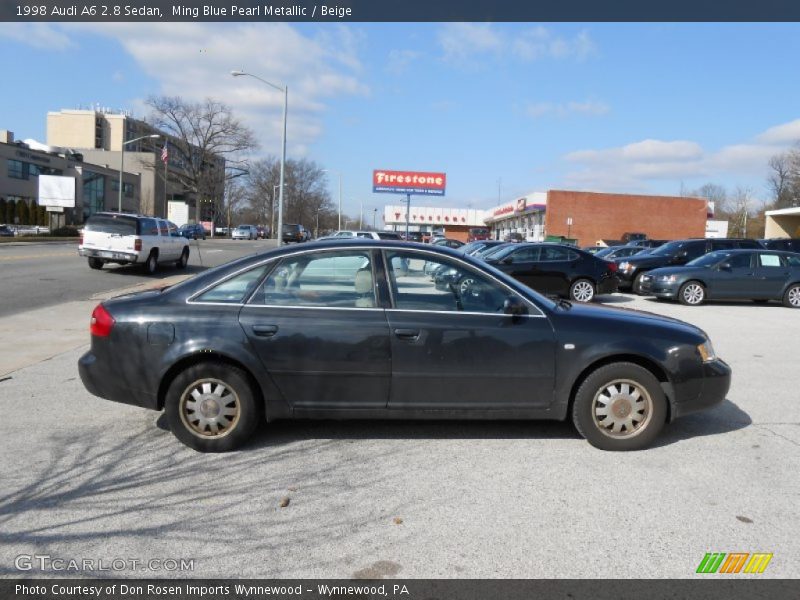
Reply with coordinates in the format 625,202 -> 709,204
501,256 -> 513,265
503,296 -> 528,316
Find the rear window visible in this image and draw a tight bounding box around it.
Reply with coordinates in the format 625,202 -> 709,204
84,214 -> 139,236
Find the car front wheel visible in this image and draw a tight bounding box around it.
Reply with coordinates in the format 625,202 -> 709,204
783,283 -> 800,308
678,281 -> 705,306
569,278 -> 595,302
572,362 -> 667,451
165,362 -> 261,452
176,248 -> 189,269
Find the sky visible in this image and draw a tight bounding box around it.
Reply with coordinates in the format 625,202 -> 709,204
1,21 -> 800,218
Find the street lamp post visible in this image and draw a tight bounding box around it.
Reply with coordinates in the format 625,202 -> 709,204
373,208 -> 377,229
322,169 -> 342,230
271,183 -> 283,239
119,134 -> 160,212
232,70 -> 288,245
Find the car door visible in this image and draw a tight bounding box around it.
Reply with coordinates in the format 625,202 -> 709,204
710,252 -> 757,298
494,246 -> 540,289
534,245 -> 575,296
753,252 -> 791,298
238,248 -> 392,410
383,249 -> 556,411
156,219 -> 176,259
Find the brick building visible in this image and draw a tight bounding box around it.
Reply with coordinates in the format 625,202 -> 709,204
485,190 -> 708,246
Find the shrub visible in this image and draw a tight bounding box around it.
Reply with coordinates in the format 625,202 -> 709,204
50,226 -> 80,237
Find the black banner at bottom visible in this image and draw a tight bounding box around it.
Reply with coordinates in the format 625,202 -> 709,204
2,579 -> 798,600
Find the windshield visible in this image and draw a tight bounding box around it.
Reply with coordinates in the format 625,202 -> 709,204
647,240 -> 685,257
686,251 -> 731,267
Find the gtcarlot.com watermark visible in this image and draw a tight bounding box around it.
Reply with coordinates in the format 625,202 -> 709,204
15,554 -> 195,573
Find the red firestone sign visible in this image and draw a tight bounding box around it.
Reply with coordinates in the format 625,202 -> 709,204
373,170 -> 446,196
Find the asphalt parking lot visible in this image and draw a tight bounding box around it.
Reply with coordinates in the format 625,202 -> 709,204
0,292 -> 798,579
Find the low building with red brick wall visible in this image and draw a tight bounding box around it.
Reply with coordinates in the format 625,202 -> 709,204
484,190 -> 708,246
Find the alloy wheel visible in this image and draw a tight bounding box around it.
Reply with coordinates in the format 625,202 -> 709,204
571,280 -> 595,302
682,283 -> 704,305
179,378 -> 241,438
591,379 -> 653,438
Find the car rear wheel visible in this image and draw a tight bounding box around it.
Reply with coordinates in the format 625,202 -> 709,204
783,284 -> 800,308
569,278 -> 595,302
678,281 -> 705,305
144,251 -> 158,274
176,248 -> 189,269
88,257 -> 104,270
165,362 -> 261,452
572,362 -> 666,451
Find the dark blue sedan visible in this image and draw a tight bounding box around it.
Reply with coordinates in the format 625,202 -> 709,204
638,249 -> 800,307
78,240 -> 730,453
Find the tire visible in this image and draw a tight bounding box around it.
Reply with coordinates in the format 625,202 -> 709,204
632,271 -> 647,295
88,257 -> 104,270
572,362 -> 667,451
165,362 -> 261,452
144,251 -> 158,275
175,247 -> 189,269
569,278 -> 595,302
678,281 -> 705,306
783,283 -> 800,308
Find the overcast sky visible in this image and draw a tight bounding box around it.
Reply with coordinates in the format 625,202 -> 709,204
2,22 -> 799,216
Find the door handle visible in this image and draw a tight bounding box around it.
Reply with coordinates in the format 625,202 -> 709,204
394,328 -> 420,340
251,324 -> 278,337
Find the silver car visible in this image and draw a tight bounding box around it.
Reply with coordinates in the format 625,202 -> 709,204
232,225 -> 258,240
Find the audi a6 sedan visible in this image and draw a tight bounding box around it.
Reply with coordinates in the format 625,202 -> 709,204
79,240 -> 730,453
638,249 -> 800,307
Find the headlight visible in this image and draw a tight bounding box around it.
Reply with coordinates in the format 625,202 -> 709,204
657,274 -> 678,283
619,261 -> 633,274
697,340 -> 717,363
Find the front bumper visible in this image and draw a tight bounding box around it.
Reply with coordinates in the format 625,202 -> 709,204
638,275 -> 679,298
78,351 -> 159,410
79,248 -> 138,263
671,359 -> 731,420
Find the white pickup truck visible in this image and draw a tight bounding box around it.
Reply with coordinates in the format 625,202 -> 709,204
79,212 -> 190,274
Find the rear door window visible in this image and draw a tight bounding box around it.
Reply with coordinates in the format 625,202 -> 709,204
140,218 -> 159,236
85,214 -> 138,235
758,254 -> 783,267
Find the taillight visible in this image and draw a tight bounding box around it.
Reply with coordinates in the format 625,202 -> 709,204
79,235 -> 83,245
607,262 -> 618,273
134,238 -> 142,251
90,304 -> 115,337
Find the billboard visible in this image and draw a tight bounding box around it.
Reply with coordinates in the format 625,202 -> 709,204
373,170 -> 446,196
37,175 -> 76,208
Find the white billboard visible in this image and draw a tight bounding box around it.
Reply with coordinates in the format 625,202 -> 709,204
168,201 -> 189,227
38,175 -> 76,208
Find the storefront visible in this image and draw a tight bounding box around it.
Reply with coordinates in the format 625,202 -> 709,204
382,205 -> 488,242
483,193 -> 547,241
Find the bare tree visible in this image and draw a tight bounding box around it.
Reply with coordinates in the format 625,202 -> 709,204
145,96 -> 258,213
728,186 -> 755,238
222,178 -> 248,230
767,145 -> 800,209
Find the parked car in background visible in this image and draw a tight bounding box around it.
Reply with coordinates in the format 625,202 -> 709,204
79,212 -> 189,274
376,231 -> 404,241
467,227 -> 491,242
178,223 -> 207,240
458,240 -> 506,256
595,245 -> 647,261
480,243 -> 618,302
626,239 -> 667,249
504,232 -> 525,243
317,230 -> 384,240
404,232 -> 424,243
282,223 -> 309,243
759,238 -> 800,253
233,225 -> 259,240
638,249 -> 800,307
78,239 -> 731,453
256,226 -> 268,239
431,238 -> 465,249
0,224 -> 14,237
582,246 -> 603,254
616,238 -> 762,294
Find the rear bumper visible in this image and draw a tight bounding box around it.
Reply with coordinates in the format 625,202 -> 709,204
597,276 -> 618,295
671,359 -> 731,420
78,350 -> 159,410
79,248 -> 138,263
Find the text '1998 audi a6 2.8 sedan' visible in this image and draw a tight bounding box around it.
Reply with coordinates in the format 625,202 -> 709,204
79,240 -> 731,452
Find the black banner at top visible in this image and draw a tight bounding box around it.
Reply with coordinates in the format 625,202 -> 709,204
2,0 -> 800,22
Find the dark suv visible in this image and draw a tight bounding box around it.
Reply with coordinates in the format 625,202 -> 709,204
760,238 -> 800,253
617,238 -> 762,293
282,223 -> 309,243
